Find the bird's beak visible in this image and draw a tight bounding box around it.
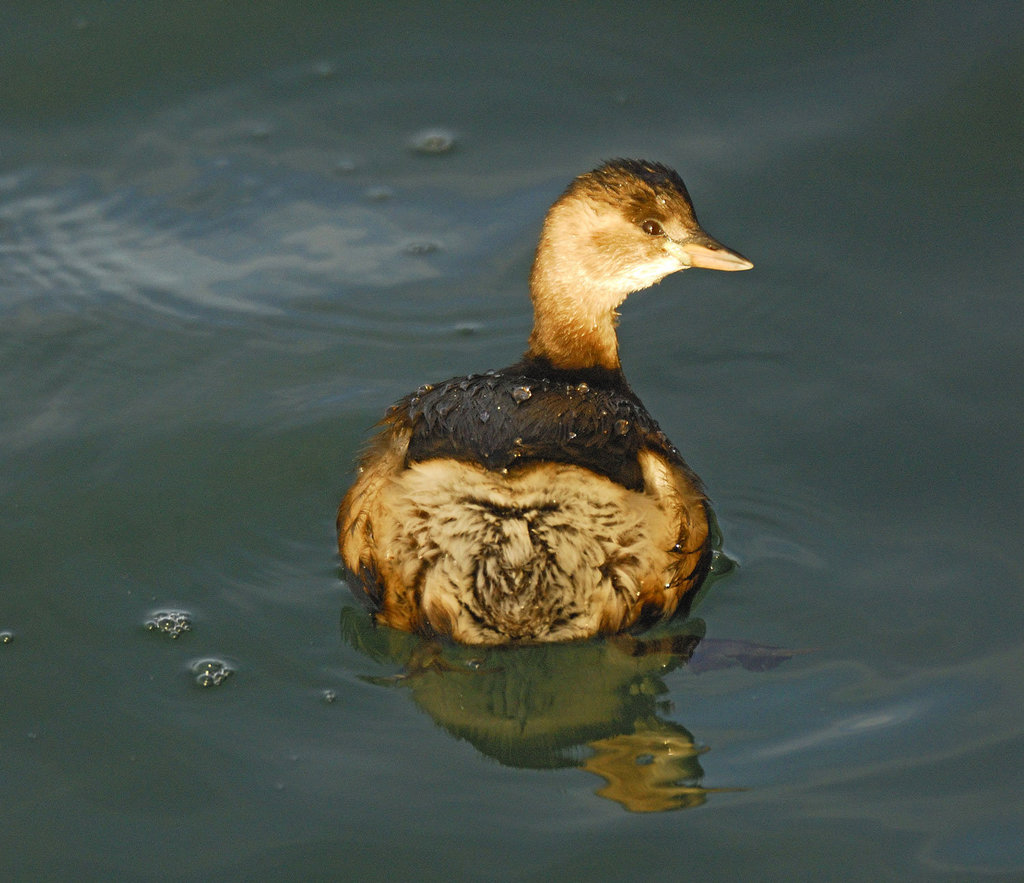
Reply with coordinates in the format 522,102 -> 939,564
676,231 -> 753,271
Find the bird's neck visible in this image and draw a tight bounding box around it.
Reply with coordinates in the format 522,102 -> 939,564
525,243 -> 623,372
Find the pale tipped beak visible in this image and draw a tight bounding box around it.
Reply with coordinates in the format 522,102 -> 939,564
678,232 -> 753,271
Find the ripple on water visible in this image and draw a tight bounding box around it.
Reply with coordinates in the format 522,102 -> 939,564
0,171 -> 457,328
716,481 -> 837,572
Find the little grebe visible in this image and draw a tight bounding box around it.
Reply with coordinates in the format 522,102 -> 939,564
338,160 -> 752,645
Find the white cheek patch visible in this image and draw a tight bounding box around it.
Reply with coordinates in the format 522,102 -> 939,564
620,254 -> 686,292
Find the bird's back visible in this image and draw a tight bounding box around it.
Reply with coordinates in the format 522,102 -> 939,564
338,358 -> 711,644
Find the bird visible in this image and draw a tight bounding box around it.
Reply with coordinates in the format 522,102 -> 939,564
337,159 -> 752,645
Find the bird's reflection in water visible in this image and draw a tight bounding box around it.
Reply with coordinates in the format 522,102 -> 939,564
340,606 -> 794,812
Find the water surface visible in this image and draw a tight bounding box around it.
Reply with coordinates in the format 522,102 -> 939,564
2,3 -> 1022,879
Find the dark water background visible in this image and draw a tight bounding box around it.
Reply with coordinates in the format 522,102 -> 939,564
2,3 -> 1022,879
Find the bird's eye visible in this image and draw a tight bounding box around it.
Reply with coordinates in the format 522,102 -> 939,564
641,219 -> 665,236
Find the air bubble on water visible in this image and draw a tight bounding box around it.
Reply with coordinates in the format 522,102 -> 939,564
191,658 -> 234,688
364,186 -> 393,201
0,630 -> 13,644
321,689 -> 337,704
511,385 -> 532,403
403,240 -> 440,255
409,128 -> 457,155
333,158 -> 357,175
709,548 -> 738,577
455,321 -> 483,336
249,122 -> 274,141
146,609 -> 193,639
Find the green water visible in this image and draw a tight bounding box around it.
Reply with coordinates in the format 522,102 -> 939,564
2,3 -> 1022,879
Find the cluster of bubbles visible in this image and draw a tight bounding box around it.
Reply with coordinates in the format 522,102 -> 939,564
144,608 -> 234,688
191,658 -> 234,688
145,609 -> 193,639
142,607 -> 341,699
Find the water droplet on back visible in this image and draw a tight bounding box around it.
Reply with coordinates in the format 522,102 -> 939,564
511,385 -> 532,403
614,419 -> 630,435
